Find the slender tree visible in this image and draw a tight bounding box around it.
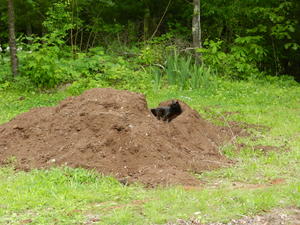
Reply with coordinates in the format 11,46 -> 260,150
143,7 -> 150,41
192,0 -> 202,63
7,0 -> 18,77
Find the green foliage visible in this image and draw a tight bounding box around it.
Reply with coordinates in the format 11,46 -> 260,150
19,44 -> 70,88
67,48 -> 107,78
1,0 -> 300,80
233,36 -> 267,62
251,2 -> 297,40
155,49 -> 217,91
66,78 -> 102,95
15,41 -> 151,91
0,55 -> 10,83
16,1 -> 76,88
262,74 -> 298,86
199,39 -> 265,79
138,45 -> 164,65
246,1 -> 300,74
190,64 -> 217,90
66,48 -> 152,95
1,0 -> 299,92
136,34 -> 176,66
42,1 -> 74,39
167,52 -> 192,90
150,66 -> 163,91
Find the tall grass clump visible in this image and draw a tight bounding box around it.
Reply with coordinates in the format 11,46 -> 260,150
151,66 -> 163,91
152,50 -> 217,91
190,64 -> 217,91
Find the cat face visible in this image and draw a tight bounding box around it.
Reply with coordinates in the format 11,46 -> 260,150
170,100 -> 181,110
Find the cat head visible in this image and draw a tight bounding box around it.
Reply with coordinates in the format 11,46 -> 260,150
170,100 -> 182,111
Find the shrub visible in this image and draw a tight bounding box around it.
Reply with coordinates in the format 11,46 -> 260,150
19,45 -> 70,88
18,1 -> 75,88
198,38 -> 266,80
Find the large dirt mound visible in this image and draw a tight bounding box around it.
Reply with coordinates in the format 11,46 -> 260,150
0,88 -> 236,186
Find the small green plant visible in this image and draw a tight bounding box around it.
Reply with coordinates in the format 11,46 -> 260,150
138,45 -> 164,65
3,156 -> 17,166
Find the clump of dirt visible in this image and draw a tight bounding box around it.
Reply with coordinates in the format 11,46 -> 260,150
0,88 -> 241,186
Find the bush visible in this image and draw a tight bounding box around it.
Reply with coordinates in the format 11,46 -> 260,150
17,1 -> 76,88
198,38 -> 265,80
19,45 -> 71,88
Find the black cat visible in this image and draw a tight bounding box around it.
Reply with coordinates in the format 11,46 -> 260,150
151,100 -> 182,122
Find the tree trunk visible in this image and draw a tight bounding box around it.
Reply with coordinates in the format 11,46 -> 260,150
143,8 -> 150,41
7,0 -> 18,77
192,0 -> 202,63
26,21 -> 33,44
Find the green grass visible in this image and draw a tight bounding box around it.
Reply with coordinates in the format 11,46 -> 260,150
0,167 -> 299,224
0,90 -> 69,124
0,79 -> 300,224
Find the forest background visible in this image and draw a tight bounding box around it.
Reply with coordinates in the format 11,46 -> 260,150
0,0 -> 299,91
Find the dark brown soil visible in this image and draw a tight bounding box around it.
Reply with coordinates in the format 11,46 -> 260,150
0,88 -> 240,186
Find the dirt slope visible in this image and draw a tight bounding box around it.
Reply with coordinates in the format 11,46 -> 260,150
0,88 -> 237,186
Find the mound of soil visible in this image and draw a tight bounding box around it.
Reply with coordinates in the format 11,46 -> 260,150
0,88 -> 238,186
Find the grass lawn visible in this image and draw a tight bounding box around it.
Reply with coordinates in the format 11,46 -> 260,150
0,80 -> 299,224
